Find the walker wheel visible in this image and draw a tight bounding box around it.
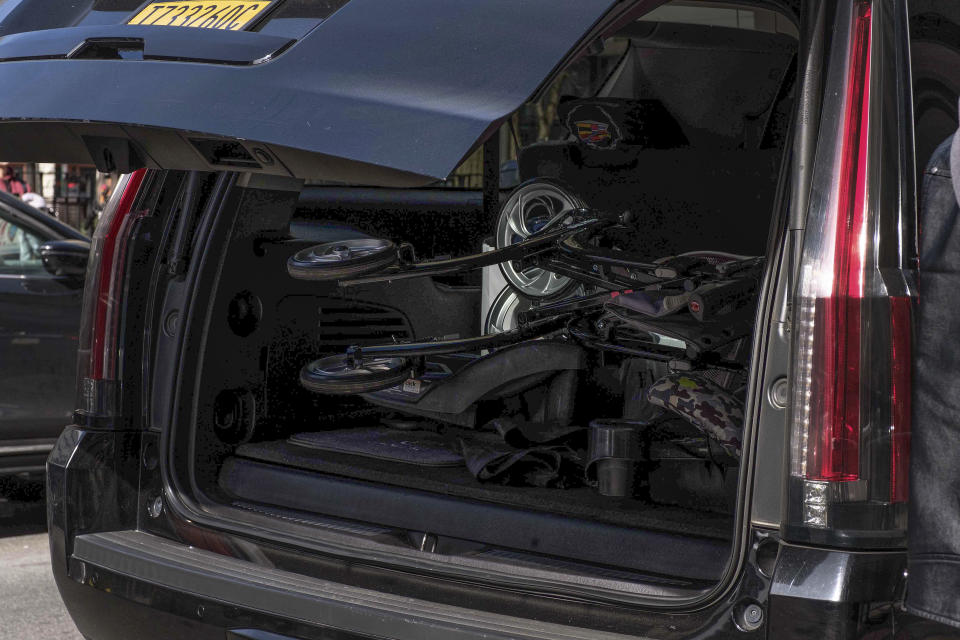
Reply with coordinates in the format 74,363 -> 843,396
495,179 -> 585,299
300,354 -> 413,395
287,238 -> 397,281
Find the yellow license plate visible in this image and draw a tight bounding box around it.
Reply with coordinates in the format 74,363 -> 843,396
127,1 -> 276,31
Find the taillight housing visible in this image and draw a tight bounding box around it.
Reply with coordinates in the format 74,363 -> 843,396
785,0 -> 916,547
75,169 -> 149,421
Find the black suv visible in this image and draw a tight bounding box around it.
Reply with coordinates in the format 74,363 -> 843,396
0,191 -> 88,480
0,0 -> 955,638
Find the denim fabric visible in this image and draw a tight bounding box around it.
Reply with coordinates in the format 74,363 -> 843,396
953,132 -> 960,206
907,134 -> 960,628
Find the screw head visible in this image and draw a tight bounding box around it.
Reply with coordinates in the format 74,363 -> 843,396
147,495 -> 163,518
142,441 -> 158,471
163,310 -> 179,337
738,603 -> 764,631
769,377 -> 789,409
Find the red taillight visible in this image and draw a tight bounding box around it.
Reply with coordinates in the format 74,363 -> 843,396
806,298 -> 861,481
90,168 -> 146,380
889,296 -> 911,503
787,0 -> 914,542
801,2 -> 872,484
793,1 -> 872,485
76,170 -> 148,417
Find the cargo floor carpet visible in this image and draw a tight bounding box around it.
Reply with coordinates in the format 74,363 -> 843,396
229,434 -> 733,540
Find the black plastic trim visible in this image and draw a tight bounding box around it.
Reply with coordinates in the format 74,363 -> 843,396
0,25 -> 294,65
72,530 -> 638,640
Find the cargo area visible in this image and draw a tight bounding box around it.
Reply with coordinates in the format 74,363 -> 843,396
165,4 -> 798,590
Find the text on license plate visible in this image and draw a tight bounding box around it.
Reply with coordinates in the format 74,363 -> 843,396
127,1 -> 275,31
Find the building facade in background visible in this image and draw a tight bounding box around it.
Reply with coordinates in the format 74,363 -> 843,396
5,162 -> 111,234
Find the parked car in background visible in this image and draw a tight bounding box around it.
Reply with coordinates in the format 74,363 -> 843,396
0,0 -> 952,638
0,190 -> 88,480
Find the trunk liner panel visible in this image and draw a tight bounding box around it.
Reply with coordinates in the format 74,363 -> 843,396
219,456 -> 730,581
232,439 -> 733,538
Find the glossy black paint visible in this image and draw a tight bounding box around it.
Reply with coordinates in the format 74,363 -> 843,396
31,1 -> 960,638
0,0 -> 625,183
39,239 -> 91,278
0,25 -> 295,64
46,427 -> 960,640
0,192 -> 87,476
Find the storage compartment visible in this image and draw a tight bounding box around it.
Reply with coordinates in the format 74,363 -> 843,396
167,4 -> 797,593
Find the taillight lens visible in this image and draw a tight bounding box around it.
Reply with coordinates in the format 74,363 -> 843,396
76,169 -> 148,419
791,1 -> 873,486
888,296 -> 911,504
786,0 -> 915,546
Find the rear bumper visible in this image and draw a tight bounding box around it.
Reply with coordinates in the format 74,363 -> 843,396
47,427 -> 934,640
53,529 -> 947,640
0,438 -> 56,476
58,530 -> 637,640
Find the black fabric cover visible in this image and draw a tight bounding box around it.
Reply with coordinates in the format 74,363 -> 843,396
647,457 -> 737,514
289,427 -> 464,467
647,434 -> 738,514
489,418 -> 586,448
460,438 -> 581,488
908,134 -> 960,628
461,420 -> 587,488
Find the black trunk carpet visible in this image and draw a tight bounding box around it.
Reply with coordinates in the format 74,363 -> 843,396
232,433 -> 733,540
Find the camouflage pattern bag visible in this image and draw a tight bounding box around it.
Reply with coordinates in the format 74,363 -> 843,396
645,373 -> 743,459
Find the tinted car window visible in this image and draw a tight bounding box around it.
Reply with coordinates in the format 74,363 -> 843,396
435,0 -> 798,189
0,211 -> 45,274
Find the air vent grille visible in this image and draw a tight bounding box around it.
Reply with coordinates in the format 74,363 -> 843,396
315,299 -> 412,347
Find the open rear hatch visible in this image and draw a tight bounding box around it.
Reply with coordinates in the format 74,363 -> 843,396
29,0 -> 798,606
0,0 -> 647,185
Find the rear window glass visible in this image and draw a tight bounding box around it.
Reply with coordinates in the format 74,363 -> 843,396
0,215 -> 44,274
435,0 -> 797,189
639,1 -> 799,37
